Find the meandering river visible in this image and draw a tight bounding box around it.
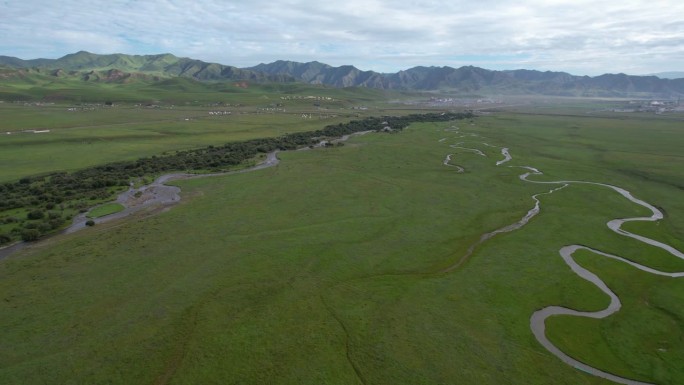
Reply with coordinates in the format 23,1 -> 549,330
442,132 -> 682,385
0,131 -> 374,260
3,125 -> 681,384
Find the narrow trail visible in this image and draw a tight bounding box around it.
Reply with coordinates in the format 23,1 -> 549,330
440,131 -> 683,384
319,294 -> 368,385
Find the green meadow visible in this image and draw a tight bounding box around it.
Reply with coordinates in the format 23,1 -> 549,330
0,80 -> 409,183
0,97 -> 683,384
0,106 -> 345,182
86,203 -> 125,218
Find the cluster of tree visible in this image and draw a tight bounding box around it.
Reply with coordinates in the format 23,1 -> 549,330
0,111 -> 473,244
0,207 -> 67,242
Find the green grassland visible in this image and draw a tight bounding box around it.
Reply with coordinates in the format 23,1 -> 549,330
86,203 -> 125,218
1,96 -> 683,384
0,111 -> 464,246
0,74 -> 426,245
0,68 -> 407,106
0,76 -> 416,182
0,107 -> 349,182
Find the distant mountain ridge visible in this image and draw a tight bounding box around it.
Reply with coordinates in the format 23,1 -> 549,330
249,61 -> 684,96
0,51 -> 293,83
646,72 -> 684,80
2,51 -> 683,96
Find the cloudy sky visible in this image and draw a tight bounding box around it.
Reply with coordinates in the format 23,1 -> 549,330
1,0 -> 682,75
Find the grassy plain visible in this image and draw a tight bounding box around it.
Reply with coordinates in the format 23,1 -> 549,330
1,98 -> 683,384
0,75 -> 414,182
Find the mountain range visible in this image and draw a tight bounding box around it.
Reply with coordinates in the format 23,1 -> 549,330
2,51 -> 683,97
647,72 -> 684,80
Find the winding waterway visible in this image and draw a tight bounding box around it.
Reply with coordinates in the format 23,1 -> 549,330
0,131 -> 376,260
441,133 -> 683,384
3,125 -> 681,384
0,151 -> 281,260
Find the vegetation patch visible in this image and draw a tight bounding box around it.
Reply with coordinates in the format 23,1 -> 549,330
0,112 -> 473,243
1,95 -> 682,384
86,203 -> 125,218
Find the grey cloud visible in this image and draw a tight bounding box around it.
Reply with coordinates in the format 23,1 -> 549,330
1,0 -> 683,75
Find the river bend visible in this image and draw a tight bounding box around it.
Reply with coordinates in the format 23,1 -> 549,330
441,135 -> 682,385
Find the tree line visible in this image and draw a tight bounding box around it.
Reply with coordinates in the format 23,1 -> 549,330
0,111 -> 473,244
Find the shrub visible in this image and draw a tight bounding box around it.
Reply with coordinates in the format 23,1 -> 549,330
27,210 -> 45,220
49,218 -> 65,229
85,220 -> 95,227
20,229 -> 40,242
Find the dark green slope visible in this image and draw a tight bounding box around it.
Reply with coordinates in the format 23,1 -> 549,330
3,51 -> 684,95
0,51 -> 294,83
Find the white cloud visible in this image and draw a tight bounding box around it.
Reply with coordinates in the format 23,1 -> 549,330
1,0 -> 683,75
